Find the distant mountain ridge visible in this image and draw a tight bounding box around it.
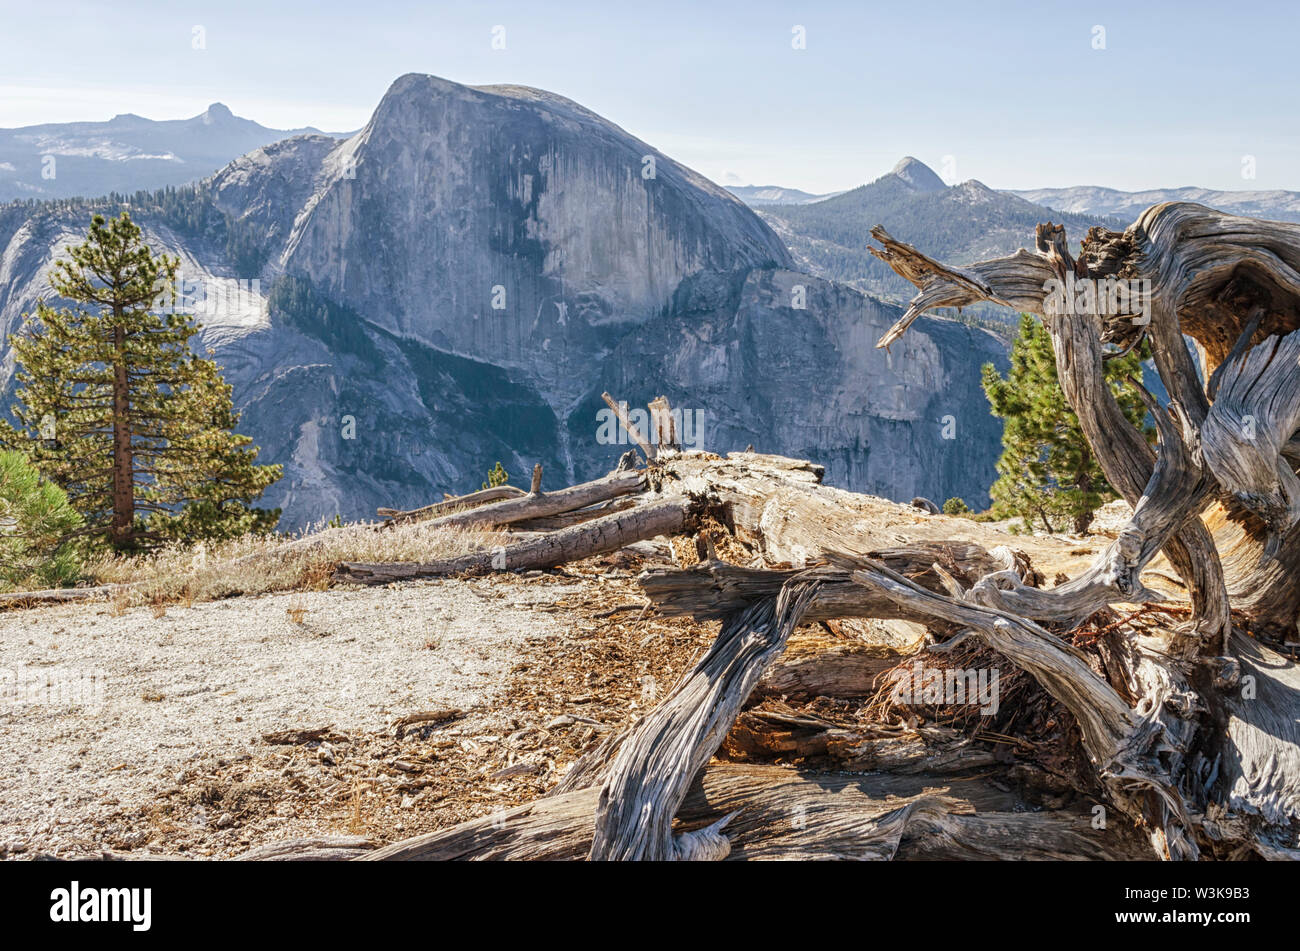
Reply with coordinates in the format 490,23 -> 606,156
1010,184 -> 1300,224
0,75 -> 1009,527
0,104 -> 349,201
731,164 -> 1300,303
752,157 -> 1122,307
725,184 -> 841,205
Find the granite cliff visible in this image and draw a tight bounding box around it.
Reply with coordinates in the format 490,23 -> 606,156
0,75 -> 1006,528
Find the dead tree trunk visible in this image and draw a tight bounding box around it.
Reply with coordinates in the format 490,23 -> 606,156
335,496 -> 695,584
377,485 -> 526,523
402,469 -> 646,533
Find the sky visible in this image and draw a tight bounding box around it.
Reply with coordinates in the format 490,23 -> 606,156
0,0 -> 1295,193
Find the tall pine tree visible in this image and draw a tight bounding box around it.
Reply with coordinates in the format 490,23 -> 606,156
981,313 -> 1152,534
0,213 -> 281,549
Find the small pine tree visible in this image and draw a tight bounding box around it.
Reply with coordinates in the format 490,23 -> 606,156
0,213 -> 281,549
482,462 -> 509,490
942,497 -> 970,515
981,313 -> 1151,534
0,450 -> 83,589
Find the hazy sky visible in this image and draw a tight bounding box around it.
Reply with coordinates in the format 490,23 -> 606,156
1,0 -> 1295,193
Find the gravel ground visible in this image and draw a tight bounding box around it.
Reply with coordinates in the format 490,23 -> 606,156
0,578 -> 580,856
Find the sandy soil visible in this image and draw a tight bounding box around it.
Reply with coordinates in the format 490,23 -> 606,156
0,557 -> 717,859
0,575 -> 566,855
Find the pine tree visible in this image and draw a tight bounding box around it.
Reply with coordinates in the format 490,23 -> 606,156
0,213 -> 281,549
482,462 -> 509,490
942,497 -> 971,516
981,313 -> 1151,534
0,449 -> 83,589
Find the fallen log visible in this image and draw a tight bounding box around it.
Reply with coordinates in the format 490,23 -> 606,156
406,468 -> 646,533
511,497 -> 639,532
636,547 -> 996,627
758,645 -> 901,700
236,836 -> 377,861
334,495 -> 696,585
377,485 -> 527,523
350,762 -> 1148,861
0,583 -> 127,607
590,580 -> 824,859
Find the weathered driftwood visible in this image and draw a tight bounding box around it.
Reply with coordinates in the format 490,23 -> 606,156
377,485 -> 527,523
0,583 -> 127,607
334,496 -> 695,584
639,543 -> 1012,622
861,205 -> 1300,858
590,580 -> 824,859
406,468 -> 646,533
511,497 -> 639,532
1202,329 -> 1300,548
352,762 -> 1148,861
601,391 -> 656,461
235,836 -> 377,861
871,221 -> 1231,645
758,645 -> 900,700
871,204 -> 1300,637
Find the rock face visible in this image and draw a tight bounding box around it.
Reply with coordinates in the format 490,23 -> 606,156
277,75 -> 792,409
0,74 -> 1006,529
579,268 -> 1006,507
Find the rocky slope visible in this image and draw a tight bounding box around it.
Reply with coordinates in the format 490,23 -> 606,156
757,157 -> 1120,305
0,75 -> 1006,529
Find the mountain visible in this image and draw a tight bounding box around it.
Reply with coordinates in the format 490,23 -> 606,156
0,103 -> 346,202
725,185 -> 841,205
739,161 -> 1300,309
0,75 -> 1007,528
755,157 -> 1122,309
1010,184 -> 1300,224
886,156 -> 947,193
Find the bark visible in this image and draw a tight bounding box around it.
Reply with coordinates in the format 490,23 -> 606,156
346,763 -> 1148,862
111,323 -> 133,548
407,469 -> 646,533
601,392 -> 656,461
334,496 -> 695,584
376,485 -> 526,523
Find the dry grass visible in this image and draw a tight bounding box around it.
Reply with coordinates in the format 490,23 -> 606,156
285,595 -> 308,625
78,519 -> 502,610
